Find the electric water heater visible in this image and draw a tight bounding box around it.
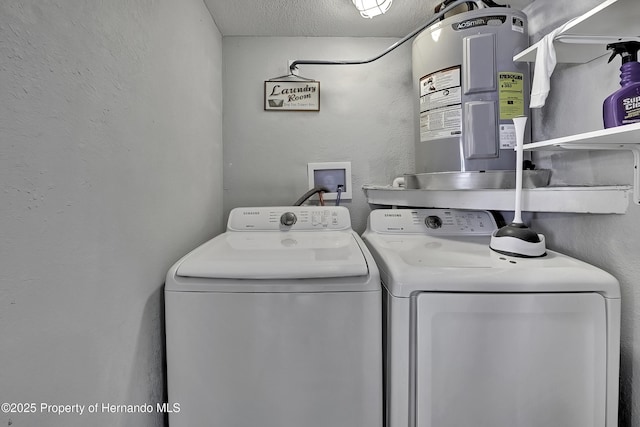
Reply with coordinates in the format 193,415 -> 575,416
412,6 -> 531,176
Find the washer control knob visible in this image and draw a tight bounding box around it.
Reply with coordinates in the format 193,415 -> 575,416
425,215 -> 443,229
280,212 -> 297,227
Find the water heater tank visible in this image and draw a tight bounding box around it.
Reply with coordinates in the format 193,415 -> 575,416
413,7 -> 530,174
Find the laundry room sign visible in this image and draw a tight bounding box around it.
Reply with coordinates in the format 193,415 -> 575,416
264,80 -> 320,111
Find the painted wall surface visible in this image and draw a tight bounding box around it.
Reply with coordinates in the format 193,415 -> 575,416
522,1 -> 639,425
222,37 -> 414,232
0,1 -> 223,426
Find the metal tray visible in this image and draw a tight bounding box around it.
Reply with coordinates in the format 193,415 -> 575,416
404,170 -> 551,190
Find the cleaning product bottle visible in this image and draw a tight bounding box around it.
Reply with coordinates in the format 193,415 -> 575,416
603,41 -> 640,128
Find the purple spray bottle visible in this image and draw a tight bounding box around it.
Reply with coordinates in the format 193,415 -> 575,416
603,41 -> 640,129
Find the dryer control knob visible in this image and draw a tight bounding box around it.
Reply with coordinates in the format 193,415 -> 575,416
280,212 -> 297,227
425,215 -> 442,229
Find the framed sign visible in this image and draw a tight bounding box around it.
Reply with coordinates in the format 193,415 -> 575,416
264,80 -> 320,111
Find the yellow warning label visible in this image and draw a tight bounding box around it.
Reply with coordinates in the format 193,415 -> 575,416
498,72 -> 524,120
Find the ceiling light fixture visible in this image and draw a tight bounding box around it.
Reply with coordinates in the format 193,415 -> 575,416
352,0 -> 393,19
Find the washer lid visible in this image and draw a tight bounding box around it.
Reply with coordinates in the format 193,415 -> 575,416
176,230 -> 369,280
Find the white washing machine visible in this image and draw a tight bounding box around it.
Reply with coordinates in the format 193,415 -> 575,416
362,208 -> 620,427
165,206 -> 382,427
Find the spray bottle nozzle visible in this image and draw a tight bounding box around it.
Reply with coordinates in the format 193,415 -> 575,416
607,41 -> 640,64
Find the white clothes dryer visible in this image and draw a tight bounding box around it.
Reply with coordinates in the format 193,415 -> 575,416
362,208 -> 620,427
165,206 -> 382,427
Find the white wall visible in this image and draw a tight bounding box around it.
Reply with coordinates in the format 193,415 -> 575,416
522,1 -> 639,425
222,36 -> 414,232
0,0 -> 223,426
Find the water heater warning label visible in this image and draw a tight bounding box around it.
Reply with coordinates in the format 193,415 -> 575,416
499,124 -> 516,149
419,66 -> 462,142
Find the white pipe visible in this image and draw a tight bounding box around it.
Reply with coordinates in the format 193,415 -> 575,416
512,116 -> 527,224
392,177 -> 405,188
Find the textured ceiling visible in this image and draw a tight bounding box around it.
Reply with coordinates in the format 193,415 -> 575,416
203,0 -> 535,38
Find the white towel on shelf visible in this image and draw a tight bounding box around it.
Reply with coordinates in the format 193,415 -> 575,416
529,19 -> 577,109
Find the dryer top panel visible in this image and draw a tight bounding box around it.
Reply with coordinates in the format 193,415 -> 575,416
366,208 -> 498,236
362,209 -> 620,298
